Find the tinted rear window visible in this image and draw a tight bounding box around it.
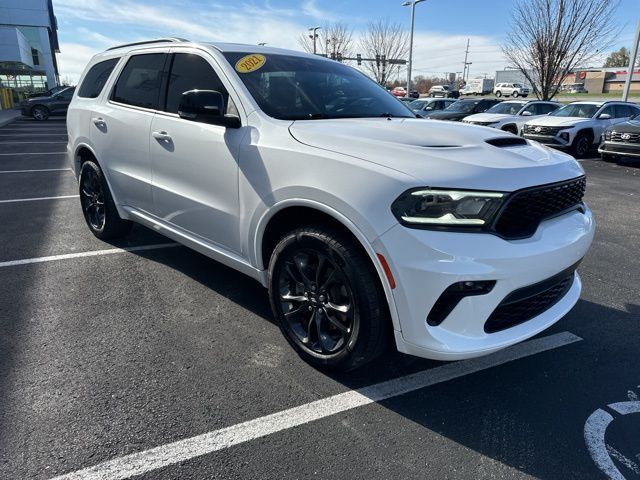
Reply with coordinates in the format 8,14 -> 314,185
78,58 -> 119,98
111,54 -> 166,109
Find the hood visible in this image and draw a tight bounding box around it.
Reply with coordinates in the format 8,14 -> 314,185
608,119 -> 640,133
464,113 -> 515,123
288,118 -> 584,192
26,95 -> 52,103
525,116 -> 590,127
423,110 -> 468,121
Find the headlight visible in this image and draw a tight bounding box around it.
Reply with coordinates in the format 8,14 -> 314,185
604,130 -> 612,141
391,188 -> 505,228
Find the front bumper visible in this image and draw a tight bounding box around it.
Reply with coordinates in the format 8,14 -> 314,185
522,133 -> 571,149
374,207 -> 594,360
598,141 -> 640,158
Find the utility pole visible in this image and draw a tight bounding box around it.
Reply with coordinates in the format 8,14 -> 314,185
623,18 -> 640,102
402,0 -> 426,97
308,26 -> 321,55
462,38 -> 470,82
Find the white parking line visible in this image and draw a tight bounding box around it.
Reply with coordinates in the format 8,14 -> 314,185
0,243 -> 180,268
0,152 -> 67,156
0,195 -> 79,204
0,141 -> 67,144
49,331 -> 582,480
0,133 -> 68,137
0,168 -> 71,174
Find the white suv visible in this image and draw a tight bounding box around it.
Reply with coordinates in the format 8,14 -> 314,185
462,100 -> 560,135
67,39 -> 594,370
522,101 -> 640,158
493,83 -> 530,98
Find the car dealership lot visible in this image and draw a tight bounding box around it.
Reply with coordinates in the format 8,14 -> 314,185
0,118 -> 639,480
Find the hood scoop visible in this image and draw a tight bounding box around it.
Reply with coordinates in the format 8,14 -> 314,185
485,137 -> 528,148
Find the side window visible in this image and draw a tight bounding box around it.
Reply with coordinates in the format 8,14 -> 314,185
78,58 -> 119,98
599,105 -> 615,118
165,53 -> 235,115
539,103 -> 558,115
57,88 -> 75,101
112,53 -> 166,110
614,105 -> 634,119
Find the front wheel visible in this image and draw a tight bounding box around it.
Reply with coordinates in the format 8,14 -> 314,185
512,91 -> 519,98
571,132 -> 593,159
495,91 -> 502,97
31,105 -> 49,121
79,160 -> 132,239
268,226 -> 390,371
601,153 -> 618,163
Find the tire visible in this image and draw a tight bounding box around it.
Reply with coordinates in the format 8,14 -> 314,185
512,91 -> 519,98
601,153 -> 618,163
571,132 -> 593,159
79,160 -> 132,240
495,91 -> 502,97
31,105 -> 49,121
268,225 -> 390,371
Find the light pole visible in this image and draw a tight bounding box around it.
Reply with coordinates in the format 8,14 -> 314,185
402,0 -> 426,97
308,26 -> 321,55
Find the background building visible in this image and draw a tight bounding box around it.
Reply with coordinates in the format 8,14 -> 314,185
0,0 -> 60,96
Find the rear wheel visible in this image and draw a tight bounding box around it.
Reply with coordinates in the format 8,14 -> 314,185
31,105 -> 49,121
571,132 -> 593,159
268,226 -> 390,371
79,160 -> 132,239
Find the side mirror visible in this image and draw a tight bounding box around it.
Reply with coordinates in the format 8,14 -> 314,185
178,90 -> 240,128
598,113 -> 612,120
521,111 -> 533,116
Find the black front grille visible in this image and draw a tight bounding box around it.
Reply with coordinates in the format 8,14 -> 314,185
484,264 -> 578,333
611,131 -> 640,144
524,125 -> 562,136
492,176 -> 586,239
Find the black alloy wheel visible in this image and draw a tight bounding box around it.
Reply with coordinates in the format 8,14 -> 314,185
79,160 -> 132,239
268,226 -> 389,371
32,106 -> 49,121
572,132 -> 592,159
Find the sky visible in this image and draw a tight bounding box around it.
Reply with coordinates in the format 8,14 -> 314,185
52,0 -> 640,83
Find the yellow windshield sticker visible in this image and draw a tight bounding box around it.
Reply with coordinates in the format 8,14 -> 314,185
235,54 -> 266,73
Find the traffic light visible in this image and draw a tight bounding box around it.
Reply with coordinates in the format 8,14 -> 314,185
375,54 -> 380,66
336,52 -> 343,62
356,54 -> 362,66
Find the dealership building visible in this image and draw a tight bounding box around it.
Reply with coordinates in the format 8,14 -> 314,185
0,0 -> 60,94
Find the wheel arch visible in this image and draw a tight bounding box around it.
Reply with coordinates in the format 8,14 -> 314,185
255,201 -> 401,332
576,127 -> 595,142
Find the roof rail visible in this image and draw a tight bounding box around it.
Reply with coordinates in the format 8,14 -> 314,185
106,38 -> 189,51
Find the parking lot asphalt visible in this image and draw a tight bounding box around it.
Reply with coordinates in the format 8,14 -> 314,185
0,117 -> 638,480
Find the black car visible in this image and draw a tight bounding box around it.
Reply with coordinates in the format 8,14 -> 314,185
410,98 -> 457,118
599,116 -> 640,161
20,86 -> 75,121
423,98 -> 502,121
27,85 -> 68,99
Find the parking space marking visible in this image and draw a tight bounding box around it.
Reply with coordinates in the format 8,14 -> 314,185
0,133 -> 68,137
0,243 -> 179,268
0,168 -> 72,174
49,331 -> 581,480
0,195 -> 79,204
0,152 -> 67,156
0,141 -> 68,144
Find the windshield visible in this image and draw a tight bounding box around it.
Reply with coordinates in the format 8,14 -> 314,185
445,100 -> 478,113
485,102 -> 525,115
222,52 -> 413,120
550,104 -> 599,118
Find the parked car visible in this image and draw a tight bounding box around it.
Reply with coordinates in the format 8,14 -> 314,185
462,100 -> 561,135
428,85 -> 459,98
562,83 -> 588,94
68,39 -> 594,370
522,101 -> 640,158
408,90 -> 420,99
397,97 -> 415,105
27,85 -> 68,99
598,114 -> 640,161
423,98 -> 502,121
410,98 -> 457,117
461,78 -> 494,96
391,86 -> 406,97
493,83 -> 530,98
20,86 -> 76,120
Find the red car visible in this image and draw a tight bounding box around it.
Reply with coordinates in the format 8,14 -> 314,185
391,87 -> 406,97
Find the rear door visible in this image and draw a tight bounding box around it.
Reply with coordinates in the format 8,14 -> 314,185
90,51 -> 167,212
149,49 -> 244,253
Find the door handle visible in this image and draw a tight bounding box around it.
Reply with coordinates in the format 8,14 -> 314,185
152,131 -> 172,142
92,117 -> 106,127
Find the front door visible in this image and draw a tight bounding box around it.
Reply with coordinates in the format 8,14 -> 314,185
149,51 -> 243,253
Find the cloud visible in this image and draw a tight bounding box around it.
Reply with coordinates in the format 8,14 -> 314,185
57,42 -> 102,82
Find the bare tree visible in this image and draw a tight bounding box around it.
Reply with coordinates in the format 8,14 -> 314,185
502,0 -> 620,100
359,19 -> 409,85
298,22 -> 354,59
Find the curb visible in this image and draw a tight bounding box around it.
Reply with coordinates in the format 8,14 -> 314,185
0,110 -> 21,128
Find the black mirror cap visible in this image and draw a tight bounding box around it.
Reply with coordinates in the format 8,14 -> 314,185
178,89 -> 240,128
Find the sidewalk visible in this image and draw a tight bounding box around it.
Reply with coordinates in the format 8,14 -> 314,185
0,108 -> 21,127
